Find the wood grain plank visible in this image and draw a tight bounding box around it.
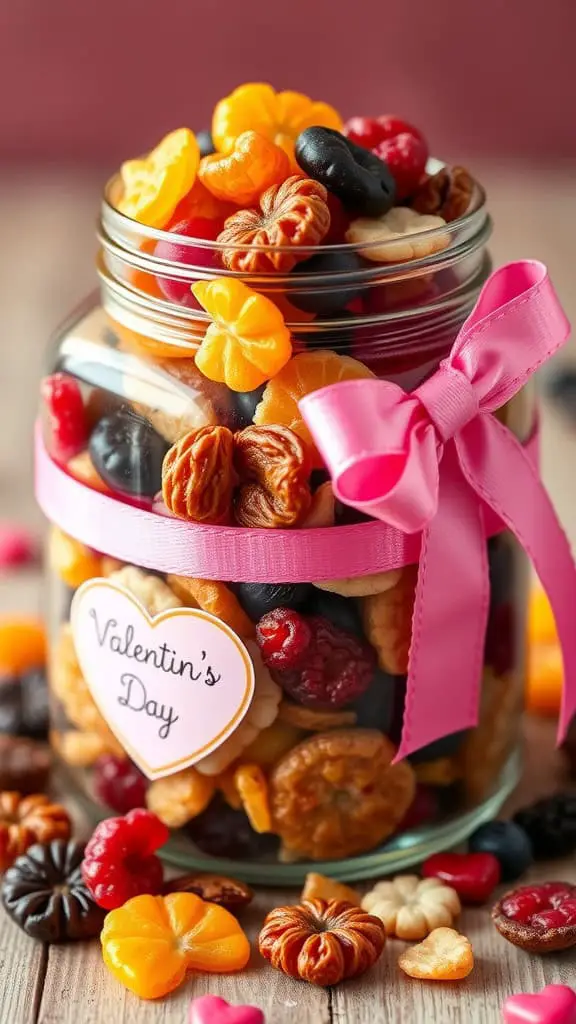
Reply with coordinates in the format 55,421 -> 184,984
0,912 -> 46,1024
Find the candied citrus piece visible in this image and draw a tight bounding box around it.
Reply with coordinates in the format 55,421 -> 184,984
166,576 -> 255,638
0,617 -> 47,675
199,131 -> 290,207
212,83 -> 342,170
398,926 -> 474,980
167,178 -> 237,226
233,763 -> 272,832
118,128 -> 200,228
302,872 -> 361,906
254,350 -> 374,465
48,526 -> 102,588
192,278 -> 292,392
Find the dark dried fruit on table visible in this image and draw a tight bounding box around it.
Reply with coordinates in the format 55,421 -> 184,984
233,582 -> 312,622
268,614 -> 376,709
89,411 -> 170,497
295,127 -> 396,217
513,793 -> 576,859
162,424 -> 236,524
1,840 -> 106,941
422,851 -> 501,904
0,735 -> 51,794
93,754 -> 148,814
409,165 -> 475,223
468,820 -> 533,882
233,424 -> 312,529
0,791 -> 72,871
259,898 -> 386,985
81,808 -> 169,910
492,882 -> 576,952
162,872 -> 254,912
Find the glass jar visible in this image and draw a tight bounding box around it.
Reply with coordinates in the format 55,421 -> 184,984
38,166 -> 533,882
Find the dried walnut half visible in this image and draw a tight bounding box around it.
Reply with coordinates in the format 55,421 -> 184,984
162,425 -> 236,525
234,424 -> 312,529
219,176 -> 331,273
410,166 -> 475,223
259,898 -> 386,986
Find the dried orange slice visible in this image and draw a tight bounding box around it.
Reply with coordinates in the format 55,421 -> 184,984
199,131 -> 290,207
118,128 -> 200,228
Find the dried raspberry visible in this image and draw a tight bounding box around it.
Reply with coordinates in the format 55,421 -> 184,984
373,133 -> 429,200
375,115 -> 426,144
272,615 -> 376,709
81,808 -> 168,910
93,755 -> 148,814
256,608 -> 312,670
493,881 -> 576,952
343,116 -> 387,150
41,373 -> 88,462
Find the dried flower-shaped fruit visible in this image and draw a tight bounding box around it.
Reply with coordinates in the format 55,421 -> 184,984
118,128 -> 200,228
361,564 -> 417,674
410,166 -> 475,223
219,176 -> 331,273
146,768 -> 215,828
195,642 -> 281,776
82,808 -> 169,910
313,568 -> 402,597
212,83 -> 342,169
0,792 -> 72,871
163,872 -> 253,913
101,892 -> 250,999
166,576 -> 255,638
1,840 -> 106,941
161,425 -> 236,524
301,873 -> 361,907
48,527 -> 101,588
254,350 -> 374,466
491,882 -> 576,952
233,763 -> 272,833
362,875 -> 461,939
345,207 -> 449,263
107,565 -> 183,615
199,131 -> 290,206
234,424 -> 312,529
259,898 -> 385,986
192,278 -> 292,393
398,926 -> 474,980
278,700 -> 357,730
269,729 -> 415,859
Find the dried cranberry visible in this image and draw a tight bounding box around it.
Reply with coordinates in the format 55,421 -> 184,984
81,808 -> 168,910
93,754 -> 147,814
272,614 -> 376,709
493,881 -> 576,952
256,608 -> 313,670
373,132 -> 428,200
41,373 -> 88,463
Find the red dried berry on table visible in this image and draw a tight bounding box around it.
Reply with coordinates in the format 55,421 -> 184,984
153,218 -> 220,306
270,614 -> 376,709
373,132 -> 429,201
81,808 -> 168,910
492,882 -> 576,952
256,608 -> 313,670
423,851 -> 501,904
41,373 -> 88,463
93,755 -> 148,814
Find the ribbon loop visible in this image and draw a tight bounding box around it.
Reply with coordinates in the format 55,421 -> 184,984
415,363 -> 479,441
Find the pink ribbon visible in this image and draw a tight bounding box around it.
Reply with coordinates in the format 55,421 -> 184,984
300,260 -> 576,759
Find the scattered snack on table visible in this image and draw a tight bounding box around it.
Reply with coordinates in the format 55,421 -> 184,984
301,872 -> 361,906
513,793 -> 576,859
189,995 -> 264,1024
422,852 -> 501,904
81,808 -> 169,909
101,892 -> 250,998
502,984 -> 576,1024
362,875 -> 461,939
163,872 -> 254,913
259,898 -> 385,986
0,792 -> 71,871
468,820 -> 533,881
398,927 -> 474,981
492,882 -> 576,952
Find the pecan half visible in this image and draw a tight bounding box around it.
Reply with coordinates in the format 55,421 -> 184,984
234,424 -> 312,528
410,166 -> 475,222
161,425 -> 236,524
162,872 -> 254,912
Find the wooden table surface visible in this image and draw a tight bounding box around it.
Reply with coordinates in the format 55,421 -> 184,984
1,162 -> 576,1022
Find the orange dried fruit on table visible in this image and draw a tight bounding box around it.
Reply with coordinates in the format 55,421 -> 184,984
161,425 -> 236,524
397,926 -> 474,981
48,526 -> 101,589
192,278 -> 292,392
361,564 -> 418,674
301,873 -> 361,907
0,617 -> 47,676
218,176 -> 331,273
254,349 -> 375,466
117,128 -> 200,228
199,131 -> 290,207
212,83 -> 343,171
101,892 -> 251,999
233,763 -> 272,833
233,424 -> 312,529
166,576 -> 255,638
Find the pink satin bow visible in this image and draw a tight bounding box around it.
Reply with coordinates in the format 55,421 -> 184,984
300,261 -> 576,760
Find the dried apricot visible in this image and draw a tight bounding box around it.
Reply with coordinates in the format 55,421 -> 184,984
233,764 -> 272,833
0,618 -> 46,676
361,564 -> 417,674
398,926 -> 474,980
166,576 -> 255,639
118,128 -> 200,228
199,132 -> 290,207
234,424 -> 312,529
254,350 -> 374,466
269,729 -> 416,860
300,481 -> 335,528
192,278 -> 292,392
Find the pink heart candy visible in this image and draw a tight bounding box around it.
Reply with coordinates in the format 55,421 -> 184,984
503,985 -> 576,1024
189,996 -> 264,1024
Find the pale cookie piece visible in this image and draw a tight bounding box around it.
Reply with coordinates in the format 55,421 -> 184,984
146,768 -> 215,827
398,927 -> 474,981
346,207 -> 449,263
361,564 -> 417,673
362,875 -> 461,940
313,568 -> 403,598
108,565 -> 182,616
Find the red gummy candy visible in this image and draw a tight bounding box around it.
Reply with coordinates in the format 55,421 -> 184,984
93,754 -> 148,814
423,851 -> 501,904
41,373 -> 88,462
81,808 -> 168,910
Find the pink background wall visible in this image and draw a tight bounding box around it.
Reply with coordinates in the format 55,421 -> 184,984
1,0 -> 575,164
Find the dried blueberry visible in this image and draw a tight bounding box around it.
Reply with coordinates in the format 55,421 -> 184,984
304,588 -> 363,635
468,820 -> 533,881
233,582 -> 312,622
295,127 -> 396,217
288,250 -> 367,315
88,411 -> 170,497
196,130 -> 216,157
408,730 -> 468,765
232,383 -> 266,428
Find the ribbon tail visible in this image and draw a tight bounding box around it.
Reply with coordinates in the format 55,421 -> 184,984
394,442 -> 489,762
458,415 -> 576,742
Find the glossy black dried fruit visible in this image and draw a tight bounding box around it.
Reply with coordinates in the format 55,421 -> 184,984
89,411 -> 170,497
295,127 -> 396,217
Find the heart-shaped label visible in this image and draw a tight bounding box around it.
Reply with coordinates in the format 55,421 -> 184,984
503,985 -> 576,1023
71,579 -> 255,780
